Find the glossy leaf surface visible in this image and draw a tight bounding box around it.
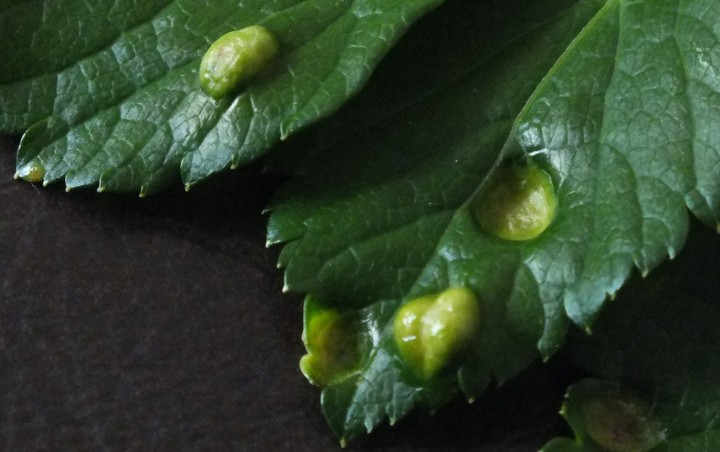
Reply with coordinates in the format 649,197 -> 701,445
544,223 -> 720,452
268,0 -> 720,441
0,0 -> 442,194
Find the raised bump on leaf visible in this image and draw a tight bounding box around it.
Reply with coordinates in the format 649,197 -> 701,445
15,162 -> 46,183
299,297 -> 364,388
581,388 -> 666,452
471,163 -> 557,241
198,25 -> 280,100
393,288 -> 481,379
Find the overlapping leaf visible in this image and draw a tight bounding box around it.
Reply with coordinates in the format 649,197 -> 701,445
0,0 -> 441,194
544,223 -> 720,452
268,0 -> 720,441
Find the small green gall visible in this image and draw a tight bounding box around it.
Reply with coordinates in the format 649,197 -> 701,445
393,288 -> 481,379
393,295 -> 435,374
300,304 -> 363,388
199,25 -> 279,100
16,162 -> 45,183
582,391 -> 666,452
472,164 -> 557,241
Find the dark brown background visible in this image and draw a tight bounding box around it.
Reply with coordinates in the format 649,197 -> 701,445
0,136 -> 576,451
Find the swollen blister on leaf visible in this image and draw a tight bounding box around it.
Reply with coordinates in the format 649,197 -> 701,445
471,163 -> 557,241
393,288 -> 481,379
198,25 -> 280,100
300,296 -> 366,388
560,380 -> 666,452
15,161 -> 46,184
269,0 -> 720,443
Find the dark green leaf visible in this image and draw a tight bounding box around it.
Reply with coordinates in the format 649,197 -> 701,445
268,0 -> 720,441
543,223 -> 720,452
0,0 -> 441,194
270,0 -> 604,440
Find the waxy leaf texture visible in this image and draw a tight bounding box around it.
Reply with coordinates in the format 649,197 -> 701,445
0,0 -> 441,194
4,0 -> 720,445
544,224 -> 720,451
268,0 -> 720,441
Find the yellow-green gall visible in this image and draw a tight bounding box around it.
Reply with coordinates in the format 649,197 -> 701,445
199,25 -> 279,100
472,164 -> 557,241
393,294 -> 435,375
299,304 -> 362,388
582,391 -> 666,452
16,162 -> 46,183
393,288 -> 480,379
